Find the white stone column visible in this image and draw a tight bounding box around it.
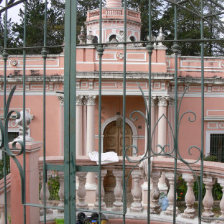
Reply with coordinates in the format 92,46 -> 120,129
76,95 -> 84,156
58,95 -> 64,156
167,98 -> 174,153
158,96 -> 168,193
85,95 -> 97,206
86,95 -> 96,156
157,96 -> 168,153
145,97 -> 157,153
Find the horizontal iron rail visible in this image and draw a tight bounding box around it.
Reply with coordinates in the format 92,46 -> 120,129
46,164 -> 64,172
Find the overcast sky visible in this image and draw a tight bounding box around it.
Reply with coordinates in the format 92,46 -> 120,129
1,0 -> 21,22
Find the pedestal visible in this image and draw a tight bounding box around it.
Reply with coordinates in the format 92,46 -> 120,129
10,141 -> 41,224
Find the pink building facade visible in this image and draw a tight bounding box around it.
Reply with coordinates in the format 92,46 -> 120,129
1,0 -> 224,222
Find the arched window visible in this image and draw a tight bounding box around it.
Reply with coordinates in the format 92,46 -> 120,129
130,36 -> 136,42
109,34 -> 117,42
93,36 -> 98,43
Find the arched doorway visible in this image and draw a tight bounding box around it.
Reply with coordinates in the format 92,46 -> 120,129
103,120 -> 133,156
103,120 -> 133,206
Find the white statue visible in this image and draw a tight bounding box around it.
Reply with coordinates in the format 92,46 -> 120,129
14,111 -> 33,142
156,27 -> 165,46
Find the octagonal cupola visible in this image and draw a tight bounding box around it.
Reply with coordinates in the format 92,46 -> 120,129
85,0 -> 141,44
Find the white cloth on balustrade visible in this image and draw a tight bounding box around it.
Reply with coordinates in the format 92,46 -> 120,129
88,151 -> 119,165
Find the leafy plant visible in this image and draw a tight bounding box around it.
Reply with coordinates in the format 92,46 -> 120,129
177,176 -> 187,201
48,176 -> 60,201
55,219 -> 64,224
204,155 -> 218,162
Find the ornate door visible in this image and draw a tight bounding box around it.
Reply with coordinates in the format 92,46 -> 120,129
103,120 -> 133,156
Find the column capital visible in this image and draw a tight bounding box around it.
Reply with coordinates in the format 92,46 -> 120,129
158,96 -> 168,107
76,95 -> 84,106
168,97 -> 175,106
57,94 -> 64,106
145,96 -> 157,106
86,95 -> 96,106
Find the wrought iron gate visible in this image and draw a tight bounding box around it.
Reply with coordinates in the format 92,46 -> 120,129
0,0 -> 224,224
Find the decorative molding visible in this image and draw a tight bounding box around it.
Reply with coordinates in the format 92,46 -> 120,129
76,95 -> 84,106
86,95 -> 96,106
158,96 -> 168,107
205,116 -> 224,121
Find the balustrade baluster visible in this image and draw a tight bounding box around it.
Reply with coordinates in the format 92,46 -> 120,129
202,176 -> 215,219
218,178 -> 224,222
39,171 -> 50,215
0,205 -> 4,224
58,172 -> 64,213
150,170 -> 161,214
131,169 -> 143,212
164,172 -> 179,216
77,172 -> 87,209
113,170 -> 123,211
94,170 -> 107,209
182,173 -> 195,219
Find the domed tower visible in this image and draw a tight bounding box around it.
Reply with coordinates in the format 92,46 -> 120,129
85,0 -> 141,44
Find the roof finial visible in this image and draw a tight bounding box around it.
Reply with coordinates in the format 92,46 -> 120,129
106,0 -> 122,8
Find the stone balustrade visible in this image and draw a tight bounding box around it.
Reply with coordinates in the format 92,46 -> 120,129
87,8 -> 141,23
38,156 -> 224,223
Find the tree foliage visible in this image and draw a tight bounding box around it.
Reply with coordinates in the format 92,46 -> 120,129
0,15 -> 17,52
12,0 -> 64,54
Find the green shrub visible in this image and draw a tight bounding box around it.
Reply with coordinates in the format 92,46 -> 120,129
204,155 -> 218,162
55,219 -> 64,224
48,176 -> 60,200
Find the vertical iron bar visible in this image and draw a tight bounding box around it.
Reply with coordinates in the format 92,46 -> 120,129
147,0 -> 153,223
3,1 -> 8,223
199,0 -> 204,223
42,0 -> 48,223
97,0 -> 104,222
22,1 -> 27,223
64,0 -> 77,223
173,1 -> 178,223
122,0 -> 127,222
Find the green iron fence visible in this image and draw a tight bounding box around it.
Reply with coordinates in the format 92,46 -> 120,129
0,0 -> 224,224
